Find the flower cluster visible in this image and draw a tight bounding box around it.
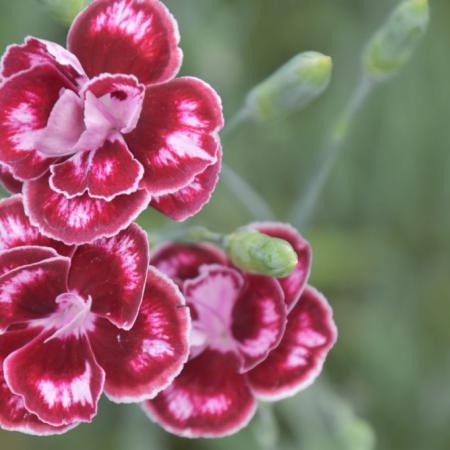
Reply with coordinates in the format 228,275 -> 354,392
0,0 -> 336,440
144,223 -> 336,437
0,195 -> 189,434
0,0 -> 223,244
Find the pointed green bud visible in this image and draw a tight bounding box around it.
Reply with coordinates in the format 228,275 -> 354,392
225,230 -> 298,277
39,0 -> 88,23
364,0 -> 429,81
245,52 -> 333,121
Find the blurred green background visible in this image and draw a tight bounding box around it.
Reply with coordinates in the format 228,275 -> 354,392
1,0 -> 449,449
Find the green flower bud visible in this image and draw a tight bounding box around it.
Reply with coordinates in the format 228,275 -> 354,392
245,51 -> 332,121
364,0 -> 429,81
226,230 -> 298,278
39,0 -> 88,23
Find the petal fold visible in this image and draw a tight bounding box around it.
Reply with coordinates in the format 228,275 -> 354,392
1,37 -> 86,85
50,138 -> 144,200
232,275 -> 287,372
83,73 -> 145,134
151,152 -> 221,221
68,0 -> 182,85
0,246 -> 58,277
0,195 -> 73,256
34,88 -> 85,157
89,267 -> 190,402
68,224 -> 149,330
126,77 -> 223,195
0,64 -> 73,180
23,175 -> 151,245
143,350 -> 256,438
247,286 -> 337,401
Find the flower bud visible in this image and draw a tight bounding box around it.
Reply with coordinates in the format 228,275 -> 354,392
245,52 -> 332,121
40,0 -> 88,23
364,0 -> 429,81
225,230 -> 298,278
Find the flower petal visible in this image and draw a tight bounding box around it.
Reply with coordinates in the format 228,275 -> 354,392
143,350 -> 256,438
0,64 -> 73,180
83,73 -> 145,134
232,275 -> 287,372
0,246 -> 58,277
126,77 -> 223,195
152,242 -> 228,285
1,37 -> 86,85
247,286 -> 337,401
4,330 -> 105,426
0,256 -> 70,333
0,164 -> 22,193
151,151 -> 222,221
251,222 -> 312,311
183,265 -> 245,357
50,138 -> 144,201
0,195 -> 73,256
67,0 -> 182,85
68,224 -> 149,330
0,327 -> 77,435
34,88 -> 85,158
48,151 -> 90,198
89,266 -> 189,402
23,174 -> 151,245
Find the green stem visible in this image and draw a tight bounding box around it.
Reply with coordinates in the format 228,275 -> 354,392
223,106 -> 252,138
153,226 -> 224,246
252,403 -> 280,450
221,106 -> 276,220
221,164 -> 276,220
289,75 -> 376,228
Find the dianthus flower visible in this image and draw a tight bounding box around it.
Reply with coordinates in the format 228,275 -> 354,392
0,0 -> 223,244
143,222 -> 337,438
0,195 -> 189,435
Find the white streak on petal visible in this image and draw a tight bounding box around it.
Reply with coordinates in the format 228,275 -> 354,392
92,1 -> 153,43
142,339 -> 173,358
0,268 -> 45,303
38,363 -> 94,409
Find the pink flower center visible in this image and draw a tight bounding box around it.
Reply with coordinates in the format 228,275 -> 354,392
184,266 -> 244,357
35,77 -> 144,158
44,292 -> 94,342
189,301 -> 234,352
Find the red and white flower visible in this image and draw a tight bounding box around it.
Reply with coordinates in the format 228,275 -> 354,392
0,0 -> 223,245
143,223 -> 337,438
0,195 -> 190,435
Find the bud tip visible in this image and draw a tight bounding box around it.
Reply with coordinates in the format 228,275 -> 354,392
301,53 -> 333,85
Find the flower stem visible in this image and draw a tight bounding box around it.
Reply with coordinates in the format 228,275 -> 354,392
221,164 -> 275,220
252,403 -> 280,449
221,106 -> 276,220
152,226 -> 224,246
223,106 -> 252,138
289,75 -> 375,228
